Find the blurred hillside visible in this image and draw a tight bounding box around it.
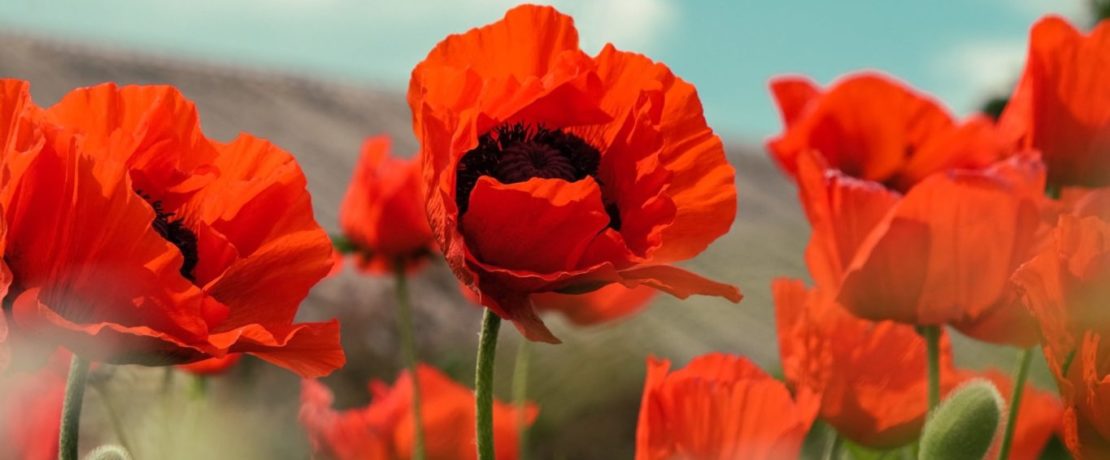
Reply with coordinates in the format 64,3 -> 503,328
0,32 -> 1039,459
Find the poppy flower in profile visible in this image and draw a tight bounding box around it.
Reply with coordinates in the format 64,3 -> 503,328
410,5 -> 741,343
767,73 -> 1047,347
300,364 -> 537,460
635,353 -> 819,460
999,16 -> 1110,188
774,278 -> 1063,453
0,81 -> 343,377
177,353 -> 242,376
338,136 -> 435,274
1014,215 -> 1110,458
0,352 -> 67,460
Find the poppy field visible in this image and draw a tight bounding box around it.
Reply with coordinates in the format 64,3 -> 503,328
0,3 -> 1109,460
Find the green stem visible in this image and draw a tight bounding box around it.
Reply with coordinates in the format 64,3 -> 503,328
512,340 -> 532,460
997,347 -> 1034,460
475,309 -> 502,460
923,326 -> 941,412
59,355 -> 91,460
823,431 -> 842,460
393,262 -> 426,460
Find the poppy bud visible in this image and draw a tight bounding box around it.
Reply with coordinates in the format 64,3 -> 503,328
919,379 -> 1004,460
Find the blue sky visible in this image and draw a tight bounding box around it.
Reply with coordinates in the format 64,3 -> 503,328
0,0 -> 1090,141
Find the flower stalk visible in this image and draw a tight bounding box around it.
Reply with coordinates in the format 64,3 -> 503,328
923,326 -> 941,412
60,355 -> 91,460
475,309 -> 502,460
393,262 -> 426,460
997,347 -> 1034,460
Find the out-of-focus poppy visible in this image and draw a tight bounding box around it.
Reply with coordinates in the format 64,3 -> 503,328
459,280 -> 656,327
339,136 -> 435,274
767,73 -> 1047,347
774,278 -> 956,447
0,351 -> 67,460
999,16 -> 1110,188
774,278 -> 1062,453
635,353 -> 818,460
1014,215 -> 1110,458
177,353 -> 242,376
300,364 -> 536,460
0,81 -> 343,377
410,5 -> 741,343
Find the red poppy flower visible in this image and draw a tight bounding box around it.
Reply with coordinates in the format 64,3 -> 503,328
767,73 -> 1047,346
635,353 -> 819,460
999,16 -> 1110,188
0,352 -> 67,460
1014,215 -> 1110,458
774,278 -> 1062,453
339,136 -> 435,274
0,81 -> 343,377
178,353 -> 243,376
300,364 -> 537,460
409,5 -> 741,343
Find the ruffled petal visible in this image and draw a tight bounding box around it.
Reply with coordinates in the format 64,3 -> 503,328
209,320 -> 344,378
191,134 -> 334,332
1001,16 -> 1110,187
592,46 -> 736,263
44,83 -> 218,202
766,72 -> 954,185
617,265 -> 741,303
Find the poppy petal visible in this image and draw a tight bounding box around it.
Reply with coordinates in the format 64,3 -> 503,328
44,83 -> 219,200
1001,16 -> 1110,187
592,46 -> 737,263
794,149 -> 900,295
193,134 -> 334,332
207,320 -> 344,378
840,154 -> 1045,328
461,176 -> 609,274
618,265 -> 742,303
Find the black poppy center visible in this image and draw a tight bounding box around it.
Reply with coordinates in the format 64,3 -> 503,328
456,124 -> 621,229
139,192 -> 199,281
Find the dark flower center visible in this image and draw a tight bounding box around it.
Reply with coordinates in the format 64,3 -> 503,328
456,124 -> 621,229
139,192 -> 199,281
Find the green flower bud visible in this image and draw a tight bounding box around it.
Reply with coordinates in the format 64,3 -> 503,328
919,379 -> 1004,460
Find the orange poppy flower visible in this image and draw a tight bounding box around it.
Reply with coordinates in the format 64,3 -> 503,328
0,352 -> 67,460
635,353 -> 819,460
999,16 -> 1110,188
768,73 -> 1047,346
774,278 -> 1062,453
774,278 -> 956,447
339,136 -> 435,274
177,353 -> 243,376
1014,215 -> 1110,458
300,364 -> 537,460
409,5 -> 741,343
0,81 -> 343,377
